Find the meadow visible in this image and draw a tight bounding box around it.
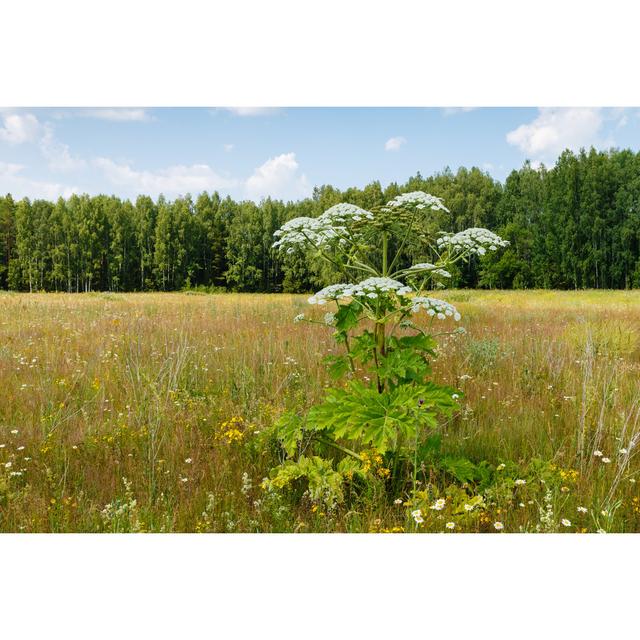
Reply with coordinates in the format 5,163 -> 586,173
1,289 -> 640,533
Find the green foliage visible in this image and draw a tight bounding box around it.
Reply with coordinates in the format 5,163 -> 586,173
4,148 -> 640,293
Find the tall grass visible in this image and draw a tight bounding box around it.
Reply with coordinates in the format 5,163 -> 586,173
1,290 -> 639,532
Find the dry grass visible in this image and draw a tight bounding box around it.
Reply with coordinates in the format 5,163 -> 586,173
1,289 -> 640,532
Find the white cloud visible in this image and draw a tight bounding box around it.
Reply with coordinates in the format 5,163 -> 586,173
0,113 -> 42,144
245,152 -> 311,201
40,127 -> 86,172
506,108 -> 604,159
94,157 -> 238,196
385,136 -> 406,151
442,107 -> 478,116
224,143 -> 235,152
0,162 -> 78,199
221,107 -> 281,117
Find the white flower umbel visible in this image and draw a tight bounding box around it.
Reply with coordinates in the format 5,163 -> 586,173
410,296 -> 461,321
272,216 -> 338,253
308,277 -> 412,305
384,191 -> 450,212
405,263 -> 452,278
437,228 -> 509,256
319,202 -> 374,225
273,203 -> 374,254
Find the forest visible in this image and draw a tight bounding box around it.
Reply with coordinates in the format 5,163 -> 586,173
1,146 -> 640,293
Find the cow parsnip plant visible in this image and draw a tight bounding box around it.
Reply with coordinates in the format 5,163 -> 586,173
265,192 -> 508,509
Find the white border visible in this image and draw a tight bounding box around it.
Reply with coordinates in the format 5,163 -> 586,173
2,0 -> 640,106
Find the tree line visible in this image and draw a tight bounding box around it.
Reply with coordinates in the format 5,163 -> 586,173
1,146 -> 640,293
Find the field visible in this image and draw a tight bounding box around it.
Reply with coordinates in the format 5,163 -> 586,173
1,289 -> 640,533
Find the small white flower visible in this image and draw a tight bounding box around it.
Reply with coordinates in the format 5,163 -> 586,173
414,515 -> 424,524
601,457 -> 611,464
394,498 -> 403,505
4,462 -> 12,469
17,446 -> 25,451
445,522 -> 455,530
430,498 -> 446,511
464,503 -> 474,512
411,509 -> 422,518
601,510 -> 609,517
518,502 -> 525,508
323,312 -> 335,326
619,448 -> 628,455
10,430 -> 18,435
451,393 -> 459,400
496,463 -> 506,471
577,506 -> 588,513
180,477 -> 189,483
184,458 -> 192,464
494,522 -> 504,530
293,313 -> 305,323
561,519 -> 571,527
514,479 -> 526,486
593,450 -> 603,457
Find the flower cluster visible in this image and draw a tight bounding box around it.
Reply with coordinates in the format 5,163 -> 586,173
437,228 -> 509,256
383,191 -> 450,212
321,202 -> 374,225
405,263 -> 452,278
308,277 -> 412,305
272,203 -> 373,253
272,217 -> 337,253
410,296 -> 461,321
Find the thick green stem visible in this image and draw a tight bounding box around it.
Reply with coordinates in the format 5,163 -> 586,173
382,232 -> 389,277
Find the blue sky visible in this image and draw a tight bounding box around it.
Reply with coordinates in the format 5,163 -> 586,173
1,107 -> 639,202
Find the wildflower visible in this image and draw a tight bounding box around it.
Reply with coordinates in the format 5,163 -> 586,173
10,430 -> 18,435
601,457 -> 611,464
437,228 -> 509,256
293,313 -> 305,323
464,503 -> 475,511
394,498 -> 403,505
452,393 -> 460,400
17,445 -> 25,451
404,263 -> 451,279
185,458 -> 193,464
411,509 -> 422,519
414,515 -> 424,524
446,522 -> 455,530
601,510 -> 609,517
323,312 -> 335,326
180,477 -> 189,483
410,296 -> 461,321
384,191 -> 449,212
430,498 -> 446,511
593,450 -> 603,457
619,448 -> 628,455
561,519 -> 571,527
577,506 -> 588,513
494,522 -> 504,530
514,479 -> 526,486
519,502 -> 525,508
4,462 -> 12,469
496,463 -> 506,471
